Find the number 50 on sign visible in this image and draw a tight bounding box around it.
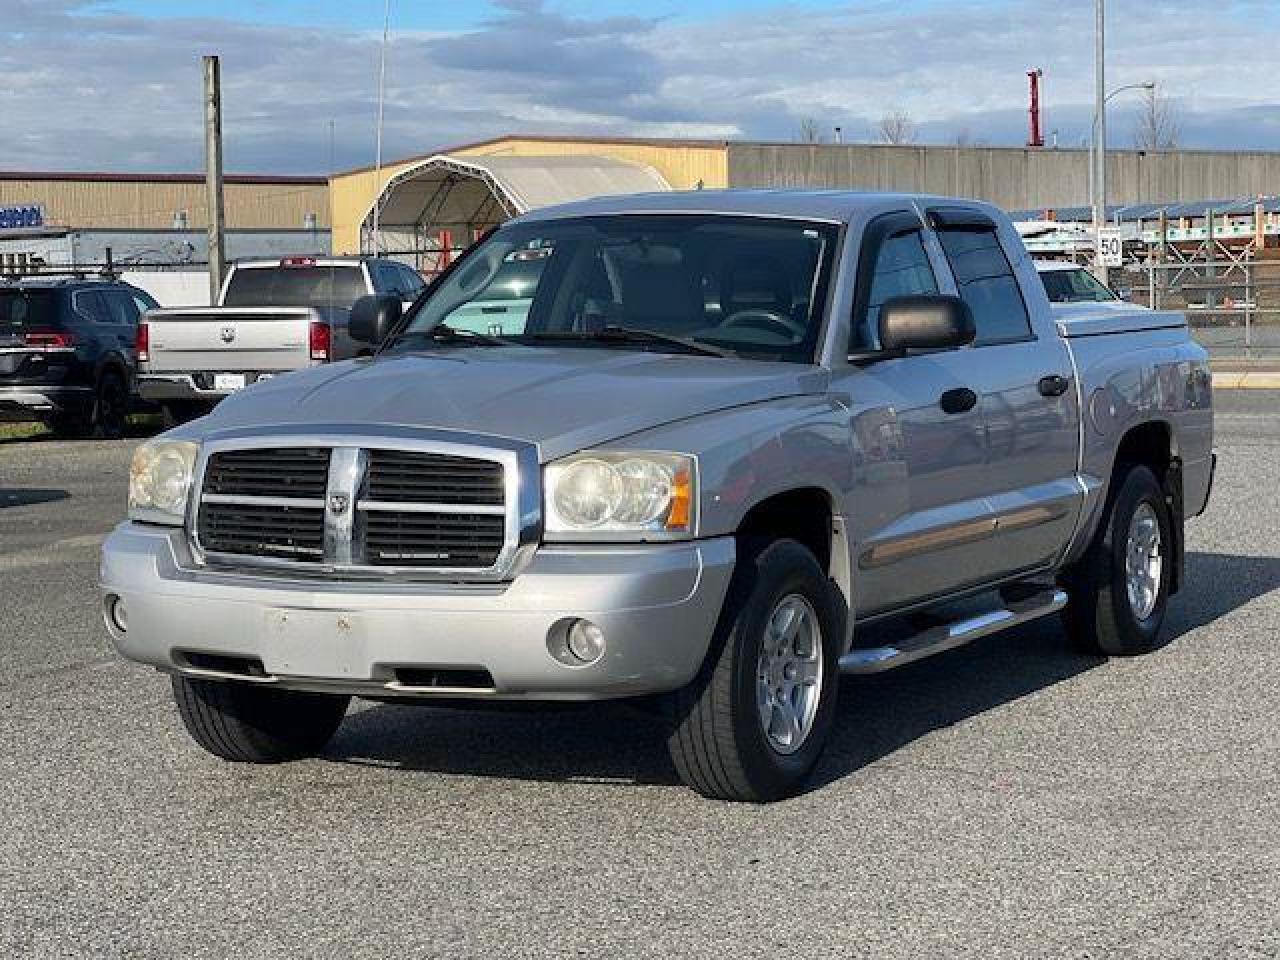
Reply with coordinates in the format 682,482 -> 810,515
1097,228 -> 1124,267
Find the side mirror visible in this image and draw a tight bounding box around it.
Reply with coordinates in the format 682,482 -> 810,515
349,294 -> 402,346
878,295 -> 975,352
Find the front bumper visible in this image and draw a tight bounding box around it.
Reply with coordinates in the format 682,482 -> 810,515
0,384 -> 91,420
100,522 -> 736,701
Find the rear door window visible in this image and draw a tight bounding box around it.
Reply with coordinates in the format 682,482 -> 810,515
936,228 -> 1032,344
101,289 -> 141,325
73,290 -> 112,324
396,263 -> 425,297
223,265 -> 368,308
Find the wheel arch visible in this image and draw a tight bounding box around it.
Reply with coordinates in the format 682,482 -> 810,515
733,486 -> 852,651
1109,418 -> 1184,594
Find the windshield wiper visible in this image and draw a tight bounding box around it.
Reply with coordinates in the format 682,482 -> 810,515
387,324 -> 512,349
527,325 -> 733,358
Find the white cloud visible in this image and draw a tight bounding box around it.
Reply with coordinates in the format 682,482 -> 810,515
2,0 -> 1280,172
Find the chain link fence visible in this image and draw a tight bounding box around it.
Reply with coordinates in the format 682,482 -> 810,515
1112,254 -> 1280,360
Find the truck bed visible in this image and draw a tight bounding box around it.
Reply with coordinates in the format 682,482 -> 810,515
1052,302 -> 1187,338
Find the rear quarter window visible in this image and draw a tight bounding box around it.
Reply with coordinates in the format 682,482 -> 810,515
0,290 -> 60,332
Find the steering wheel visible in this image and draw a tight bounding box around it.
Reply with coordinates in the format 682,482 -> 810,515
720,309 -> 805,339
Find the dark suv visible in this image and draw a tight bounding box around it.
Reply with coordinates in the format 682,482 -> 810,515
0,276 -> 158,438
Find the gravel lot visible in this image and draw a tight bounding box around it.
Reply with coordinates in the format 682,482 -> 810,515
2,394 -> 1277,959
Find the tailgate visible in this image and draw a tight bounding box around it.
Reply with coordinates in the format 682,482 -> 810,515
142,307 -> 316,373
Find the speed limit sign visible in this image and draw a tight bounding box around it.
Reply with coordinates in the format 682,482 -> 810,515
1097,227 -> 1124,267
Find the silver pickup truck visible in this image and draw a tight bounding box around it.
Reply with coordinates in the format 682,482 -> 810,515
136,256 -> 425,423
102,191 -> 1214,802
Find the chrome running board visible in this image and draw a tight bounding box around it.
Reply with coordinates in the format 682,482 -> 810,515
839,588 -> 1068,675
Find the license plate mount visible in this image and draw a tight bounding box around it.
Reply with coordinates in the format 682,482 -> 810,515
261,608 -> 369,679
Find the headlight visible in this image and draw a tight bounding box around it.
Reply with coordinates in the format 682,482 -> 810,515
544,452 -> 695,540
129,439 -> 200,526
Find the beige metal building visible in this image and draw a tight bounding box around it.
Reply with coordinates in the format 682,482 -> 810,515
0,170 -> 331,273
333,134 -> 1280,261
0,170 -> 329,231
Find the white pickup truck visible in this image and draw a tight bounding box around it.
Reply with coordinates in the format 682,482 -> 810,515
136,256 -> 425,422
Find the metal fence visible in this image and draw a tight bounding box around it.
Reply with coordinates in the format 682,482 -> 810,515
1112,253 -> 1280,360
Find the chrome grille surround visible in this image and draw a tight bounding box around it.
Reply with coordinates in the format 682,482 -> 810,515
187,426 -> 541,582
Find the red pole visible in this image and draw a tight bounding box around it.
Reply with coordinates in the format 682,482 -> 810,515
1027,69 -> 1044,148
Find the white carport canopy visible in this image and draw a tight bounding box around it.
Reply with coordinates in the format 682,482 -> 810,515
362,153 -> 671,259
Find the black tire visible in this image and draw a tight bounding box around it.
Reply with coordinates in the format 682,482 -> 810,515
1061,465 -> 1174,656
171,675 -> 350,763
88,370 -> 128,439
161,399 -> 214,429
666,539 -> 842,802
47,412 -> 91,439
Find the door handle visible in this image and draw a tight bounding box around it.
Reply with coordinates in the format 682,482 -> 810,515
1038,374 -> 1070,398
939,387 -> 978,414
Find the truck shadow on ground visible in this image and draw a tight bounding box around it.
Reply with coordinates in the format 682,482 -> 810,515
0,488 -> 69,508
325,550 -> 1280,794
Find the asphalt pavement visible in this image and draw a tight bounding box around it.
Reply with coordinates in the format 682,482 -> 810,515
1,395 -> 1278,959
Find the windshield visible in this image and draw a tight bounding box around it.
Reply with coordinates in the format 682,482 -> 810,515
1040,267 -> 1117,303
399,215 -> 839,362
0,290 -> 58,336
223,265 -> 367,309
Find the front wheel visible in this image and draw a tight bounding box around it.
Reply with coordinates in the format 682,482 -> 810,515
1061,465 -> 1174,656
171,676 -> 350,763
666,539 -> 841,802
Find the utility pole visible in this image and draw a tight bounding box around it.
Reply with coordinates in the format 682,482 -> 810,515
203,55 -> 226,303
1092,0 -> 1107,278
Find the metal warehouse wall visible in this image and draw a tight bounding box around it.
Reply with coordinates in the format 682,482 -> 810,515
727,144 -> 1280,210
0,176 -> 330,231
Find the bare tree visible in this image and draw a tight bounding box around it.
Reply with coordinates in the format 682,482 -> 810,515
797,116 -> 826,144
878,110 -> 917,145
1133,86 -> 1181,150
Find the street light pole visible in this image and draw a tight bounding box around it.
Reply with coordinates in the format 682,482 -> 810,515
370,0 -> 391,254
1093,0 -> 1106,273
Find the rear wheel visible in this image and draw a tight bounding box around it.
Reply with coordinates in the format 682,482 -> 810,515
1061,465 -> 1174,656
54,370 -> 130,439
171,675 -> 350,763
666,539 -> 841,802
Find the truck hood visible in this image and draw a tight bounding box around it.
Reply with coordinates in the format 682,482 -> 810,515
200,346 -> 829,460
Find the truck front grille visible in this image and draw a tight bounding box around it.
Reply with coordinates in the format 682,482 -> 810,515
203,447 -> 331,498
365,449 -> 505,505
363,510 -> 506,567
197,501 -> 325,559
193,441 -> 519,578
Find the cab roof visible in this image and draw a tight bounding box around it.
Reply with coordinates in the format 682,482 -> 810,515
513,189 -> 1000,227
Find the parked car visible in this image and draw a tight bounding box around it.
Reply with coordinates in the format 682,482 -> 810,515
1035,260 -> 1121,304
0,275 -> 158,437
136,256 -> 425,423
102,191 -> 1214,802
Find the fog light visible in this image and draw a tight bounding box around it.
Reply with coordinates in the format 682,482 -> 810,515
107,594 -> 128,633
567,620 -> 605,663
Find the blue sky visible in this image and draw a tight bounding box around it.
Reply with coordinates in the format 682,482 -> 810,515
6,0 -> 1280,173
